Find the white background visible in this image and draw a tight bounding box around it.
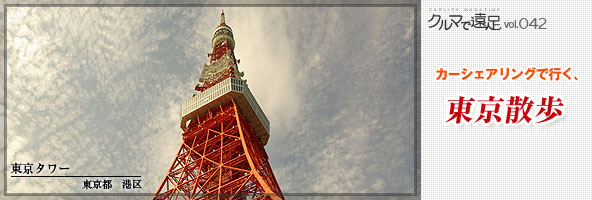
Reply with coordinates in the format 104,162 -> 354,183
422,0 -> 592,199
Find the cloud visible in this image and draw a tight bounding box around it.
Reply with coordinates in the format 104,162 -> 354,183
205,7 -> 416,193
4,6 -> 416,197
5,7 -> 195,194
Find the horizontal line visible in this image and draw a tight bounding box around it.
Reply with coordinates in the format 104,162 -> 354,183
4,4 -> 416,7
11,176 -> 141,178
5,192 -> 417,196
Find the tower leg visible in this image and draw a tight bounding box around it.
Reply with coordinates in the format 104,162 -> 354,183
154,99 -> 283,200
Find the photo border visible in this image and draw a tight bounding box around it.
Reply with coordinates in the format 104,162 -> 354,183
3,3 -> 420,197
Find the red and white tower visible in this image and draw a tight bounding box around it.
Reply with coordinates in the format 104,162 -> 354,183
154,11 -> 284,200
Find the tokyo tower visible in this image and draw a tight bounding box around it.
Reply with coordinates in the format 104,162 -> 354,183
154,11 -> 284,200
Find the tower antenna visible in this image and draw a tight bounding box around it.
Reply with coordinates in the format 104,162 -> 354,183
154,11 -> 283,200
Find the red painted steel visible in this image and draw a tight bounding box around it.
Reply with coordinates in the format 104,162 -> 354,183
154,100 -> 284,200
155,11 -> 283,199
195,41 -> 237,92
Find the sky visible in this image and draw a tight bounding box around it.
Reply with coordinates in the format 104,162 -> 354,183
4,5 -> 416,198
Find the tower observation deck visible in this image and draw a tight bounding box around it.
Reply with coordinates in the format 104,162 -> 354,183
154,11 -> 284,200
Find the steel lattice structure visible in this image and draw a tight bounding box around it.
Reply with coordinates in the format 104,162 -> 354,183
154,11 -> 283,200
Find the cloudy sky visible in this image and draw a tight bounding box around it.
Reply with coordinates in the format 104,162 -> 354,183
4,5 -> 416,198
